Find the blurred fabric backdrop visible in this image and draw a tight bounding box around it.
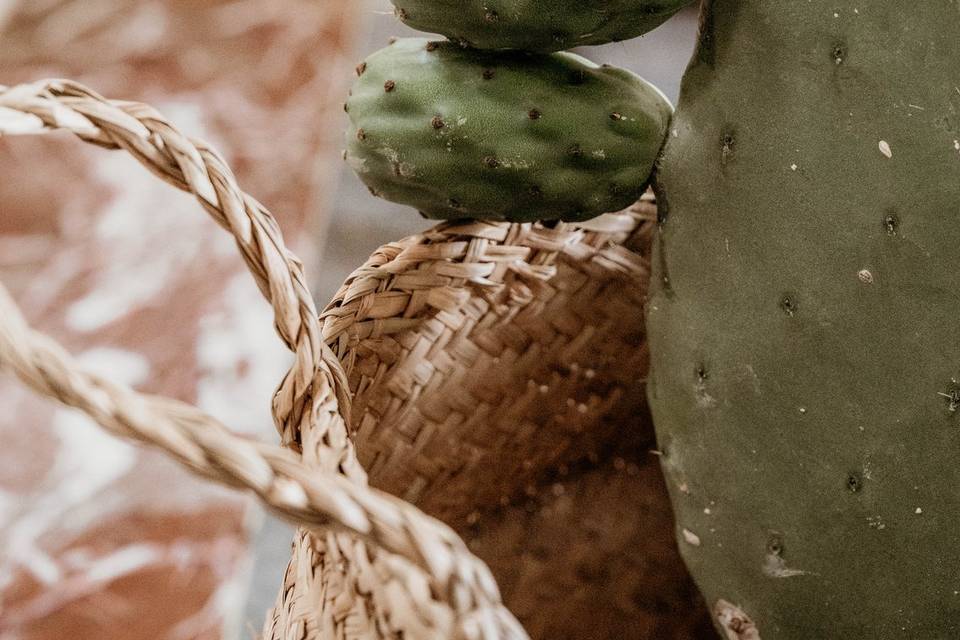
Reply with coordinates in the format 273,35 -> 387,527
0,2 -> 696,638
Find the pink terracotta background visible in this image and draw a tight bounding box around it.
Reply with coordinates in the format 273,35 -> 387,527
0,2 -> 364,638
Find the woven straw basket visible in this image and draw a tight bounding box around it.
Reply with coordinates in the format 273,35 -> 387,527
0,80 -> 713,639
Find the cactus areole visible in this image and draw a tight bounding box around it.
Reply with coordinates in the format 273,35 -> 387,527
344,38 -> 672,222
390,0 -> 694,53
648,2 -> 960,638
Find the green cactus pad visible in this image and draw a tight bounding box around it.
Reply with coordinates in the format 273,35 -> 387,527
344,38 -> 672,223
648,2 -> 960,638
390,0 -> 694,52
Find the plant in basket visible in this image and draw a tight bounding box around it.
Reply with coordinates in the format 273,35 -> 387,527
2,2 -> 959,640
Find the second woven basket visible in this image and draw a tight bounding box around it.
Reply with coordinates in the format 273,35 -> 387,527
308,194 -> 714,639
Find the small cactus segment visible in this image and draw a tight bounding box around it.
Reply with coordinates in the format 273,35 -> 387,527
391,0 -> 694,52
344,38 -> 673,222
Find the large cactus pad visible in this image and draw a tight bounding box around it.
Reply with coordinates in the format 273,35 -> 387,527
648,2 -> 960,637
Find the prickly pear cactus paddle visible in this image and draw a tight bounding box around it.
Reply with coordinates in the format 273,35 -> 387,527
390,0 -> 694,52
344,38 -> 672,222
648,2 -> 960,637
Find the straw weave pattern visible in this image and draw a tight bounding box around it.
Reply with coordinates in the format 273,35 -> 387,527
321,202 -> 655,526
309,197 -> 709,640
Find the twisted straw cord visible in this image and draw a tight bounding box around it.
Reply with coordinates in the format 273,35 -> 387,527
0,78 -> 351,457
0,79 -> 526,639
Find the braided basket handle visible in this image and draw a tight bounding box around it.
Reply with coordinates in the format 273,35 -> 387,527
0,79 -> 526,639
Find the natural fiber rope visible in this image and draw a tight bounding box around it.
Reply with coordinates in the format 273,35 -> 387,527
0,79 -> 351,457
0,79 -> 527,640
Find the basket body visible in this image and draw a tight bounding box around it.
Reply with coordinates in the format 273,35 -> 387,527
265,195 -> 713,639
